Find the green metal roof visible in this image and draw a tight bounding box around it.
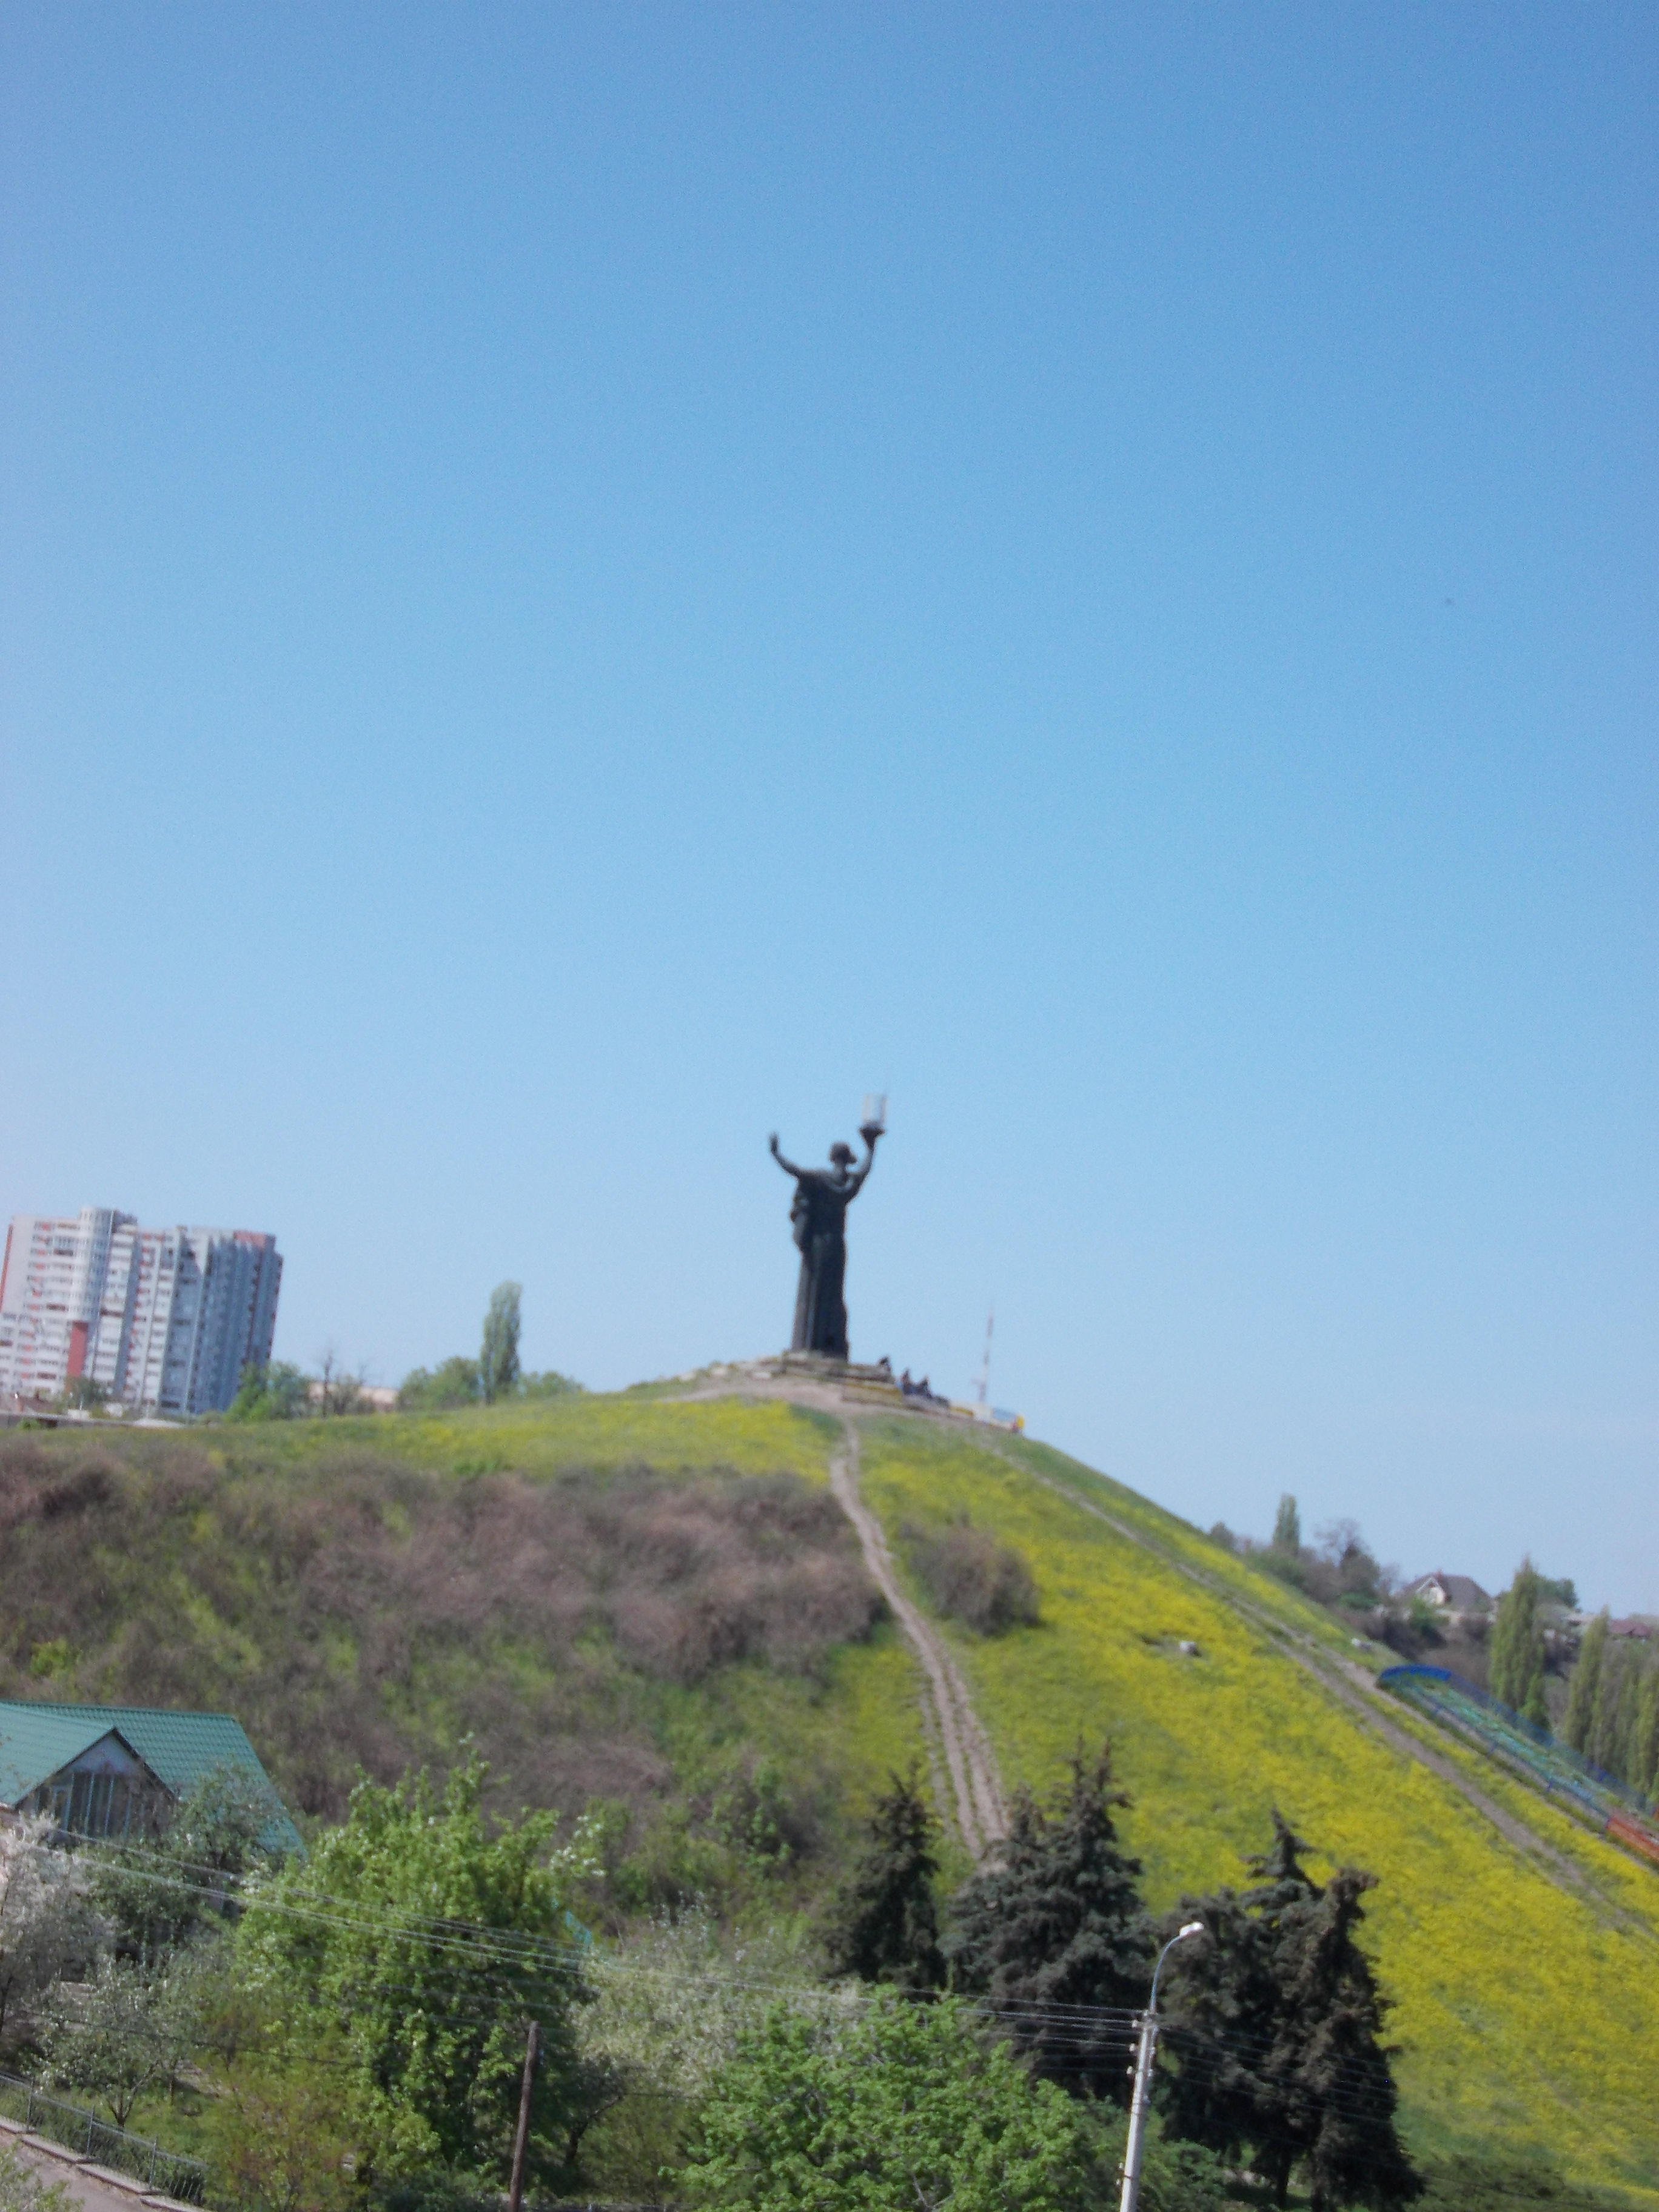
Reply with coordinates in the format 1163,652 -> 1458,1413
0,1698 -> 302,1854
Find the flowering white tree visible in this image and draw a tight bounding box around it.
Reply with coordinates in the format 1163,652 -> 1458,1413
38,1954 -> 198,2127
0,1815 -> 98,2045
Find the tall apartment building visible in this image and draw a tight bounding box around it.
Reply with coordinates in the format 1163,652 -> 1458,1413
0,1208 -> 281,1416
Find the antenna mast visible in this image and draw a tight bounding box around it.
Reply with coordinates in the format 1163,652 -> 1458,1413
976,1307 -> 994,1406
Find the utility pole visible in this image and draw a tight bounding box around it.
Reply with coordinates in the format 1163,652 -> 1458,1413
1119,1922 -> 1204,2212
509,2018 -> 540,2212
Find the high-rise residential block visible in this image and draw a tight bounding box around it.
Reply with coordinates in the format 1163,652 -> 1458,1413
0,1207 -> 282,1415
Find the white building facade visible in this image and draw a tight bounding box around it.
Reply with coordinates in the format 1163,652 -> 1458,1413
0,1207 -> 281,1415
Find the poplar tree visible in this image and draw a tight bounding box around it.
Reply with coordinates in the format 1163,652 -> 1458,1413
1564,1611 -> 1609,1757
822,1765 -> 946,1992
1634,1665 -> 1659,1803
945,1744 -> 1151,2099
1489,1561 -> 1549,1728
480,1281 -> 523,1403
1272,1495 -> 1302,1553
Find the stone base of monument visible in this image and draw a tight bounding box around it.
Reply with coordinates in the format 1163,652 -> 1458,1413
763,1352 -> 905,1404
701,1355 -> 1025,1432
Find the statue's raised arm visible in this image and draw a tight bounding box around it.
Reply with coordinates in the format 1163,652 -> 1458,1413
769,1131 -> 806,1180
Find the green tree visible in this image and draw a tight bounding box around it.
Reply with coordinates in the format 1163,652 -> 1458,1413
236,1756 -> 589,2182
1161,1815 -> 1419,2211
203,2048 -> 361,2212
93,1766 -> 290,1960
946,1744 -> 1151,2099
1272,1495 -> 1301,1553
1564,1612 -> 1609,1757
680,1991 -> 1092,2212
1489,1560 -> 1549,1727
822,1765 -> 945,1992
38,1952 -> 196,2125
54,1375 -> 108,1413
396,1356 -> 481,1412
229,1362 -> 309,1421
479,1282 -> 522,1404
1632,1662 -> 1659,1802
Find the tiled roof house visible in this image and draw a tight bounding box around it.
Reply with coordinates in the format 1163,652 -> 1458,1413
0,1699 -> 301,1854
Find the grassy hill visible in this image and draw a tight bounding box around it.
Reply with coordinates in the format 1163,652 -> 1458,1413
2,1388 -> 1655,2200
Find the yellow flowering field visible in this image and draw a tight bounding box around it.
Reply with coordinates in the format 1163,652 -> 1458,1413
263,1388 -> 840,1483
856,1415 -> 1659,2199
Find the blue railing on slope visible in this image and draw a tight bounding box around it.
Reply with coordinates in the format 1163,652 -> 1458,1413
1378,1664 -> 1655,1823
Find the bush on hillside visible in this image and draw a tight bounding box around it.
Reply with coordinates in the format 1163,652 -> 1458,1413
903,1518 -> 1039,1635
398,1357 -> 582,1412
227,1361 -> 310,1421
1416,2151 -> 1636,2210
0,1438 -> 880,1824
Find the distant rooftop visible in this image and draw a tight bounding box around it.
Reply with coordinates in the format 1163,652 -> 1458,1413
1406,1572 -> 1492,1612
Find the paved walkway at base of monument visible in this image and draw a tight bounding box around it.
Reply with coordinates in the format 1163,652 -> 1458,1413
0,2117 -> 198,2212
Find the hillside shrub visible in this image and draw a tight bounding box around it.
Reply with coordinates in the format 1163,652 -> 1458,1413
0,1438 -> 879,1823
904,1517 -> 1039,1634
397,1358 -> 483,1411
228,1362 -> 310,1421
1415,2151 -> 1637,2210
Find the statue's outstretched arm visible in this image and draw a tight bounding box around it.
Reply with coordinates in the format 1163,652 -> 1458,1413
846,1131 -> 879,1196
769,1133 -> 805,1179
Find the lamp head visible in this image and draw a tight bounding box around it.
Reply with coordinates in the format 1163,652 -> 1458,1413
1178,1922 -> 1205,1940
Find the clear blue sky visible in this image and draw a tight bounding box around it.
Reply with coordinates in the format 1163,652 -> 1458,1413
3,5 -> 1653,1610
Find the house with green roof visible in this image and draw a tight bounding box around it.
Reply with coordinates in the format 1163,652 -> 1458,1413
0,1698 -> 301,1854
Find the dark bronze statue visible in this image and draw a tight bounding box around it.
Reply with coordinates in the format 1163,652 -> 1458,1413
769,1121 -> 882,1359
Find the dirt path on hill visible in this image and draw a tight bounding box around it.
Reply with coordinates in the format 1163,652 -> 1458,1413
827,1423 -> 1008,1858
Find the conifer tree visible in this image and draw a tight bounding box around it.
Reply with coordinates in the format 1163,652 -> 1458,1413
821,1765 -> 946,1992
1159,1814 -> 1419,2211
1269,1864 -> 1420,2211
945,1743 -> 1151,2099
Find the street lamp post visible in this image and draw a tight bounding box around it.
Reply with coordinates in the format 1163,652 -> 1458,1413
1118,1922 -> 1205,2212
